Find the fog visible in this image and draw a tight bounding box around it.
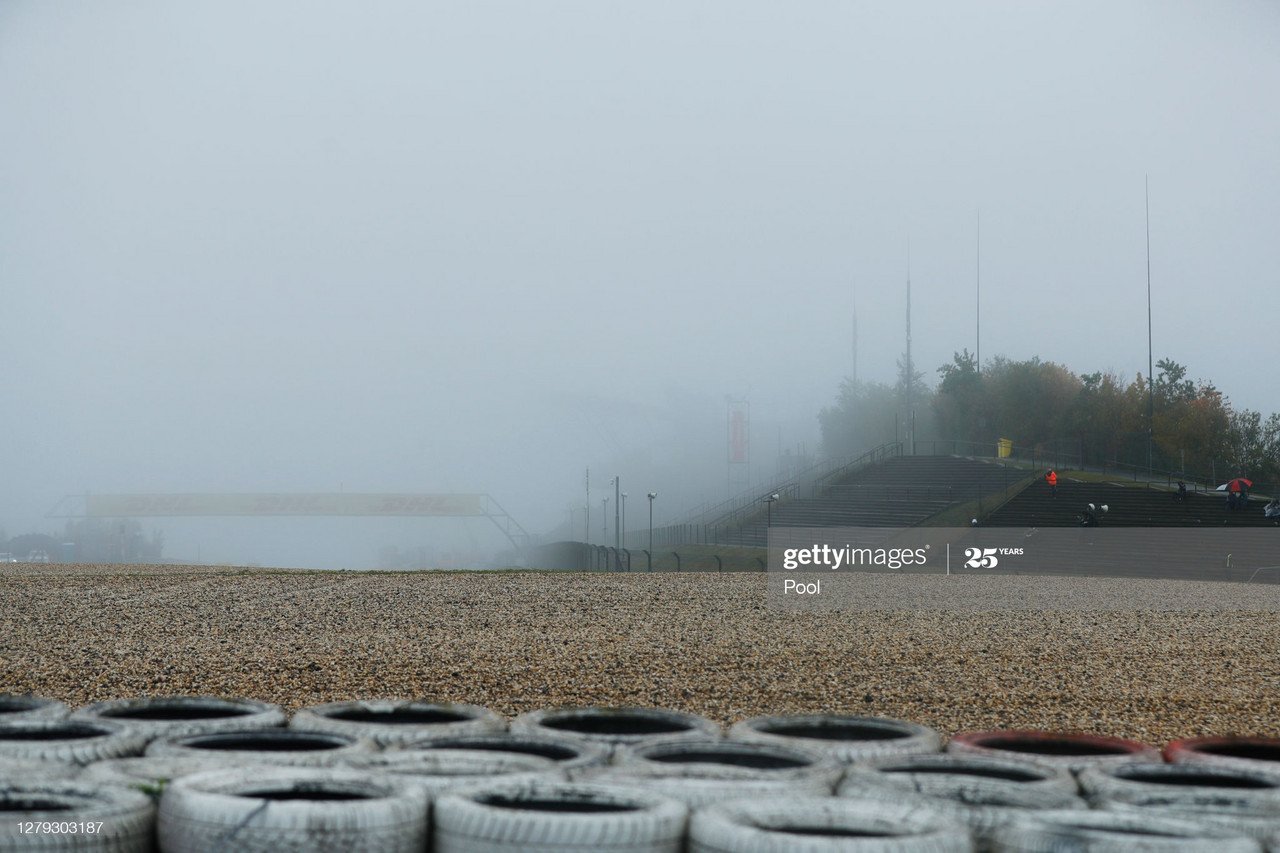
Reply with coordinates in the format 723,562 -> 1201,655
2,2 -> 1276,567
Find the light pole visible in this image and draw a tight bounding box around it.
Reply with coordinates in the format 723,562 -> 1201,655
621,493 -> 628,547
647,492 -> 657,557
601,496 -> 608,544
613,476 -> 620,551
765,492 -> 779,527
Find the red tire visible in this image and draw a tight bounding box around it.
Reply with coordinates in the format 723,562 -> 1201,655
1164,736 -> 1280,772
948,730 -> 1158,771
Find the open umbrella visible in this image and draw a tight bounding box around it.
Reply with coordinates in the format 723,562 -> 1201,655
1215,478 -> 1254,492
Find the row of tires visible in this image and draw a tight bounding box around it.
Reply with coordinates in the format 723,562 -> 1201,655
2,694 -> 1279,850
8,760 -> 1280,852
2,694 -> 1275,771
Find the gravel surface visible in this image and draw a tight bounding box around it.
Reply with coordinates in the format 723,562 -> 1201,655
1,565 -> 1277,745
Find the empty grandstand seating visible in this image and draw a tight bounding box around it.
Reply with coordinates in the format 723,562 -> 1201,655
715,456 -> 1022,547
983,479 -> 1280,528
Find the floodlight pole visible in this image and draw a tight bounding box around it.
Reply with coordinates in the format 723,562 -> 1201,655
647,492 -> 657,557
1152,175 -> 1162,473
976,209 -> 981,375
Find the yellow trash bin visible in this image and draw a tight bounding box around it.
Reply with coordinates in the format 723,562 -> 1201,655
997,438 -> 1013,458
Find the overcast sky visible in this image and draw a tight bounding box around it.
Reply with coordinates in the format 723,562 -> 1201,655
2,2 -> 1276,566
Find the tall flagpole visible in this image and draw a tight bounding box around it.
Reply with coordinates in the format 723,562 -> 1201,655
976,209 -> 981,374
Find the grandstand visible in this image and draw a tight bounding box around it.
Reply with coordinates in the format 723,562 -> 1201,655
712,455 -> 1021,547
982,478 -> 1280,528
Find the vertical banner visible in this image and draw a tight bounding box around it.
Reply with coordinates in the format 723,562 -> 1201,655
728,400 -> 749,464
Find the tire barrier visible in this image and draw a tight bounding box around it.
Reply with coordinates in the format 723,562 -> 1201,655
0,695 -> 68,722
1078,760 -> 1280,811
11,694 -> 1280,850
433,781 -> 688,853
157,766 -> 428,853
398,733 -> 612,771
0,782 -> 154,852
340,748 -> 565,797
72,695 -> 285,742
1165,736 -> 1280,773
585,738 -> 842,805
947,729 -> 1160,772
688,796 -> 974,853
988,807 -> 1262,851
511,707 -> 721,750
289,699 -> 505,747
0,719 -> 147,766
146,729 -> 375,767
729,714 -> 942,763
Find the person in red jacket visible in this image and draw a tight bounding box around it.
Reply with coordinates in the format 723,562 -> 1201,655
1045,469 -> 1058,497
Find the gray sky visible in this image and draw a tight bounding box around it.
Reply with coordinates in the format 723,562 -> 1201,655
2,1 -> 1277,566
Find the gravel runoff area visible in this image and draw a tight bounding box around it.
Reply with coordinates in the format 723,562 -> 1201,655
2,564 -> 1278,746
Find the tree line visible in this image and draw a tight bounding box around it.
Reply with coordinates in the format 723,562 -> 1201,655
820,351 -> 1280,487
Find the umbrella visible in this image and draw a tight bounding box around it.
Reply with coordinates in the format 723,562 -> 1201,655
1215,478 -> 1254,492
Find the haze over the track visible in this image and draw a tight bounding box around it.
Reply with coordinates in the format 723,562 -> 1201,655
1,1 -> 1276,566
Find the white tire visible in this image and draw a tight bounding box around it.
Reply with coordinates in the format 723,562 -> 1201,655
728,715 -> 941,764
1079,761 -> 1280,811
146,729 -> 374,766
72,696 -> 285,742
838,756 -> 1085,844
399,733 -> 611,771
0,781 -> 154,852
990,809 -> 1262,851
841,752 -> 1080,798
82,756 -> 262,801
1099,801 -> 1280,844
0,758 -> 81,782
433,781 -> 687,852
342,748 -> 564,797
0,695 -> 68,723
158,766 -> 428,853
290,700 -> 504,747
511,707 -> 720,751
592,738 -> 842,805
688,796 -> 974,852
0,719 -> 147,766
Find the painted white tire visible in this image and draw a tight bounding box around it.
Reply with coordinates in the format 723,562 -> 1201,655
72,696 -> 285,742
592,738 -> 841,805
145,729 -> 375,767
290,700 -> 504,747
729,715 -> 941,763
990,808 -> 1261,851
342,748 -> 564,797
433,781 -> 687,852
0,719 -> 147,767
0,781 -> 154,852
0,696 -> 68,723
157,766 -> 428,853
688,796 -> 974,853
511,707 -> 720,752
398,732 -> 611,771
